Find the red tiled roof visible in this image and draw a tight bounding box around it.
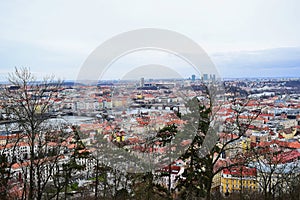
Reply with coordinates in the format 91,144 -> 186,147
160,165 -> 181,174
273,150 -> 300,163
222,166 -> 256,177
258,140 -> 300,149
219,133 -> 239,141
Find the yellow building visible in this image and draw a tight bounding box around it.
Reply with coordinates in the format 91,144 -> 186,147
240,138 -> 251,153
220,166 -> 257,194
278,127 -> 297,139
211,171 -> 221,192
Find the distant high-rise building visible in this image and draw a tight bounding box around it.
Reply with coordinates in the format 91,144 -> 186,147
191,74 -> 196,81
140,77 -> 144,87
209,74 -> 216,81
212,74 -> 216,81
203,74 -> 208,81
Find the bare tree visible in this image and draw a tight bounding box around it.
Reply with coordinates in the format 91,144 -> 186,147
0,67 -> 67,199
251,146 -> 300,200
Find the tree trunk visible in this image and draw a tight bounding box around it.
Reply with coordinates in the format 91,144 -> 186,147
95,160 -> 99,198
205,178 -> 212,200
29,137 -> 35,200
168,163 -> 171,194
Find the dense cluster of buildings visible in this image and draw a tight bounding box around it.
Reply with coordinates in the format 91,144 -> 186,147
1,77 -> 300,198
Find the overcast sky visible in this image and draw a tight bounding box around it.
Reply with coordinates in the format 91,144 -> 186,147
0,0 -> 299,80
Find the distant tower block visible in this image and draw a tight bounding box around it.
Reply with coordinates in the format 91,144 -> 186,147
140,77 -> 145,87
212,74 -> 216,81
191,74 -> 196,81
209,74 -> 216,81
203,74 -> 208,81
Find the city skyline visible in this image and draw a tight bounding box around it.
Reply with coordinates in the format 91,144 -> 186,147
0,0 -> 300,80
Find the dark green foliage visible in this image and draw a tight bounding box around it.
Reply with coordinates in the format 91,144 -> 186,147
157,124 -> 178,145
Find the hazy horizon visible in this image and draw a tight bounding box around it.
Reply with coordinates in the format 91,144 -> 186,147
1,1 -> 299,80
